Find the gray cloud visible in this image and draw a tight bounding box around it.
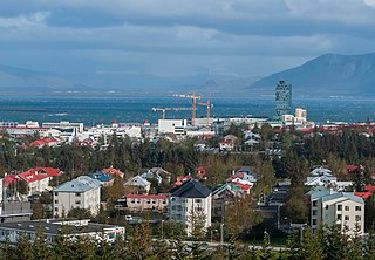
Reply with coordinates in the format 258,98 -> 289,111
0,0 -> 374,78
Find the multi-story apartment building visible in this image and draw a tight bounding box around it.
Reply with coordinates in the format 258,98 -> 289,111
124,194 -> 169,213
53,176 -> 101,218
275,80 -> 292,121
309,189 -> 364,236
168,179 -> 211,236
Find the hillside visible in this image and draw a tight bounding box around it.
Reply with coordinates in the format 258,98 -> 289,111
251,53 -> 375,96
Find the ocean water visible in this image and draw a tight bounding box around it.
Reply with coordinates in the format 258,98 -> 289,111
0,96 -> 374,125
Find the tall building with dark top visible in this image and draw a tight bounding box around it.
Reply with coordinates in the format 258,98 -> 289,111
274,80 -> 292,121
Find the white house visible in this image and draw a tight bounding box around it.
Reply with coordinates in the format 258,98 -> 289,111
168,179 -> 212,236
219,135 -> 239,151
125,176 -> 151,194
305,167 -> 353,191
308,189 -> 364,236
4,167 -> 61,197
53,176 -> 101,218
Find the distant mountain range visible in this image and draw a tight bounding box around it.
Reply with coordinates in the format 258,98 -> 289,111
1,53 -> 375,97
251,53 -> 375,96
0,63 -> 257,97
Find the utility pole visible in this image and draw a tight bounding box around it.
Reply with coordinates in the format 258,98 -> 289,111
220,223 -> 224,246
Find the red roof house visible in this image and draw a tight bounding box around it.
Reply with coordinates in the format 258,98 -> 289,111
102,165 -> 125,178
30,137 -> 60,148
3,167 -> 62,196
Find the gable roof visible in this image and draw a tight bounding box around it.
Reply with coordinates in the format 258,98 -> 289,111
212,183 -> 242,195
321,192 -> 364,204
53,176 -> 101,193
126,176 -> 150,186
310,189 -> 364,204
102,166 -> 124,178
170,179 -> 211,198
4,167 -> 61,185
354,191 -> 373,200
88,171 -> 113,183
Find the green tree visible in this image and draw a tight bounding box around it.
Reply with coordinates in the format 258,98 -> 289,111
16,234 -> 33,260
282,185 -> 308,224
67,208 -> 91,219
300,227 -> 322,260
32,228 -> 51,260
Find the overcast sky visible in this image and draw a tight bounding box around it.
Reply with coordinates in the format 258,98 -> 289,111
1,0 -> 375,78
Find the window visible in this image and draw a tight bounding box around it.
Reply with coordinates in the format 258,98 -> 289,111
312,210 -> 317,216
345,215 -> 349,221
130,200 -> 135,204
136,200 -> 141,204
54,207 -> 59,212
195,199 -> 202,203
312,200 -> 317,207
75,192 -> 81,197
75,200 -> 81,205
355,206 -> 362,211
54,192 -> 59,196
325,205 -> 329,210
54,200 -> 59,204
152,200 -> 156,204
337,205 -> 342,211
312,219 -> 317,225
345,206 -> 349,211
337,214 -> 342,220
146,200 -> 150,204
355,215 -> 361,221
196,207 -> 203,212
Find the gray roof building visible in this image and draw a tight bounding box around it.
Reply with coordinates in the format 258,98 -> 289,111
170,179 -> 211,198
54,176 -> 101,193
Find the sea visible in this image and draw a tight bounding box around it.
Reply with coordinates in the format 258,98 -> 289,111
0,95 -> 374,125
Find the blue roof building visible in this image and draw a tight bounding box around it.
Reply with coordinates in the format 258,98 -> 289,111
88,170 -> 113,185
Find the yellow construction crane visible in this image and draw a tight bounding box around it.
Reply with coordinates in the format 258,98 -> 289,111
197,100 -> 212,129
152,107 -> 192,119
173,92 -> 201,126
173,92 -> 212,128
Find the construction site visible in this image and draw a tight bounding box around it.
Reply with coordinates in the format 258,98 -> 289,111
152,92 -> 212,128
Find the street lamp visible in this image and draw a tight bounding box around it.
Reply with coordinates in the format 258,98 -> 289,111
220,224 -> 224,246
161,220 -> 165,240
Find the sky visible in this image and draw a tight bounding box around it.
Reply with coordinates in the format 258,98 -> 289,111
1,0 -> 375,78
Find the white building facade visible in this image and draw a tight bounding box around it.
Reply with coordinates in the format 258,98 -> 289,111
309,190 -> 364,236
53,176 -> 101,218
169,179 -> 212,236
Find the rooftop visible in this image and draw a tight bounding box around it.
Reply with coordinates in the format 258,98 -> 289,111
170,179 -> 211,198
88,171 -> 113,183
4,167 -> 61,185
54,176 -> 101,193
0,219 -> 120,235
